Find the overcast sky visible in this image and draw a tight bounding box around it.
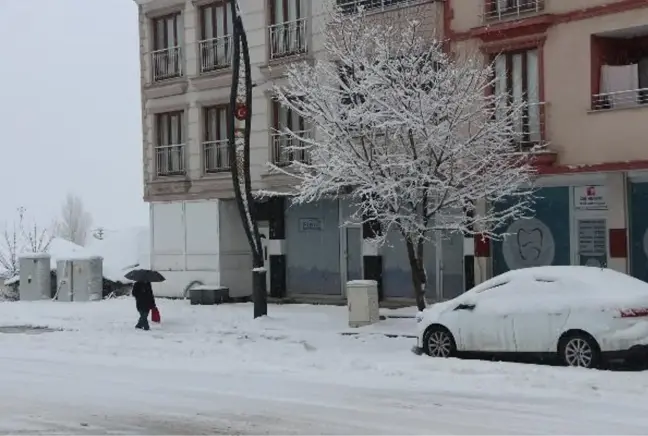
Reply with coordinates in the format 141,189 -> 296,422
0,0 -> 146,231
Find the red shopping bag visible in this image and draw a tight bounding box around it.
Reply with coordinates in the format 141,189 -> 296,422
151,307 -> 161,323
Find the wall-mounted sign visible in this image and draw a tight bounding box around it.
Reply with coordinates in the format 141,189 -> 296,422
299,218 -> 322,231
573,185 -> 608,211
577,219 -> 607,257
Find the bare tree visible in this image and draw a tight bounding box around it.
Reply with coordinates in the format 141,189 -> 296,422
268,8 -> 538,310
0,224 -> 20,278
18,207 -> 54,253
55,192 -> 93,246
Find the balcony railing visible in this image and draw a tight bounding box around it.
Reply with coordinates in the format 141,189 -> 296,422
591,88 -> 648,111
269,18 -> 307,60
497,101 -> 546,150
272,131 -> 311,166
336,0 -> 425,15
155,144 -> 185,176
483,0 -> 544,22
203,139 -> 230,173
151,46 -> 183,82
199,35 -> 232,73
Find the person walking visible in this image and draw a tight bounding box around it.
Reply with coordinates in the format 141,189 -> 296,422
132,281 -> 156,330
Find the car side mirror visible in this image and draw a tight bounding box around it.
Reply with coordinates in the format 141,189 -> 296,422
454,303 -> 476,311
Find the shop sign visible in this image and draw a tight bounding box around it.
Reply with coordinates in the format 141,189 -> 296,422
573,185 -> 607,211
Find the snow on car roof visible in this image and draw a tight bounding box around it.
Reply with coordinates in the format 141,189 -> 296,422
474,266 -> 648,296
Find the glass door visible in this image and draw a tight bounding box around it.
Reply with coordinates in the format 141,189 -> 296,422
436,231 -> 465,301
345,226 -> 363,282
576,218 -> 608,267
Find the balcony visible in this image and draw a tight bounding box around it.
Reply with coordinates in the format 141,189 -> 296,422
336,0 -> 426,15
155,144 -> 185,176
272,131 -> 311,166
483,0 -> 544,22
199,35 -> 232,73
269,18 -> 307,61
592,88 -> 648,111
151,46 -> 183,82
203,139 -> 230,173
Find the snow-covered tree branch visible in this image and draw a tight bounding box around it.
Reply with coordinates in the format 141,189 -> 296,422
18,207 -> 53,254
55,192 -> 93,246
0,224 -> 20,278
267,7 -> 539,310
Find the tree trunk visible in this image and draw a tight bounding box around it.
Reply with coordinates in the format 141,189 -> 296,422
405,237 -> 427,311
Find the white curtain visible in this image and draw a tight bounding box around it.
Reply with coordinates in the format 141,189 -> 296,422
526,50 -> 540,142
600,64 -> 639,108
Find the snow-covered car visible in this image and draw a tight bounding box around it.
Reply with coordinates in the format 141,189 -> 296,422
415,266 -> 648,368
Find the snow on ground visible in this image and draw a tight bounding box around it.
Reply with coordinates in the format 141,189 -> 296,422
2,299 -> 648,434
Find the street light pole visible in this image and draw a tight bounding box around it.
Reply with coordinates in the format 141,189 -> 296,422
227,0 -> 268,318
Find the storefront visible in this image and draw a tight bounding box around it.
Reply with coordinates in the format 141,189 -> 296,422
484,172 -> 630,280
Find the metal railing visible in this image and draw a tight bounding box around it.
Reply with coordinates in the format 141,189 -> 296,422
155,144 -> 185,176
269,18 -> 308,60
591,88 -> 648,111
336,0 -> 424,14
151,46 -> 183,82
483,0 -> 544,21
497,101 -> 546,150
203,139 -> 230,173
272,131 -> 311,165
199,35 -> 233,73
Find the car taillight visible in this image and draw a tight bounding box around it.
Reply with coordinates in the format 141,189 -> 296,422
618,308 -> 648,318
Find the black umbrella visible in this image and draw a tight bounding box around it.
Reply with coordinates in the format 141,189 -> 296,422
125,269 -> 166,283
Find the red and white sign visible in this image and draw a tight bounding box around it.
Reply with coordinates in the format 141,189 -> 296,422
573,185 -> 608,211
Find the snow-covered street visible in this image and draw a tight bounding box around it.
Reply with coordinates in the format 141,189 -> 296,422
2,299 -> 648,434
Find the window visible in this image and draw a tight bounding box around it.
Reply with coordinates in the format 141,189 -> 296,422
272,100 -> 308,165
203,106 -> 231,173
155,111 -> 185,176
152,13 -> 183,81
592,34 -> 648,110
269,0 -> 307,59
493,49 -> 543,148
199,2 -> 233,73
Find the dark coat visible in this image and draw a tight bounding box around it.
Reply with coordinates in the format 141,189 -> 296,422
132,281 -> 156,312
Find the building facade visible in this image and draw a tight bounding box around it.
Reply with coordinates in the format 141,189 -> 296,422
134,0 -> 648,302
134,0 -> 450,302
446,0 -> 648,284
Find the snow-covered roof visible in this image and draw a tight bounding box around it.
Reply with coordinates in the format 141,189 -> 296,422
4,276 -> 19,286
12,228 -> 150,285
85,226 -> 150,281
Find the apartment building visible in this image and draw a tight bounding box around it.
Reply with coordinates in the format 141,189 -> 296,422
134,0 -> 448,302
445,0 -> 648,283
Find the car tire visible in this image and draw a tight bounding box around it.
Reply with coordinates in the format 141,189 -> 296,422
559,332 -> 601,369
422,325 -> 457,358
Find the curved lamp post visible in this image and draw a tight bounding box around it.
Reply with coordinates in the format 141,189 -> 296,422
227,0 -> 267,318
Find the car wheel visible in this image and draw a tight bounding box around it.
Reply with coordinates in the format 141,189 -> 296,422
423,326 -> 456,358
559,333 -> 601,369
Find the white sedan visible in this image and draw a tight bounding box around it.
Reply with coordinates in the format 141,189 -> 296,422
415,266 -> 648,368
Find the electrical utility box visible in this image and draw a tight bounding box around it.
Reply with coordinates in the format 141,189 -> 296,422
19,254 -> 52,301
346,280 -> 380,328
56,256 -> 103,302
